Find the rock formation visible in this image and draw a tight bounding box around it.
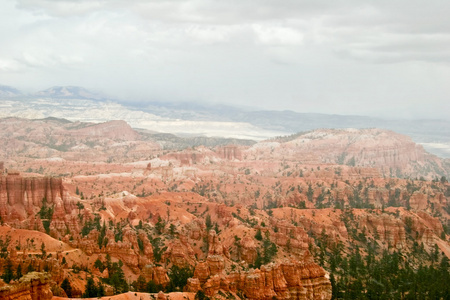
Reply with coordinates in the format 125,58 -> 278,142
0,272 -> 53,300
0,174 -> 68,224
188,258 -> 332,299
217,146 -> 242,160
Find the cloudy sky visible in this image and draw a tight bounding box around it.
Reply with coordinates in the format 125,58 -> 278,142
0,0 -> 449,119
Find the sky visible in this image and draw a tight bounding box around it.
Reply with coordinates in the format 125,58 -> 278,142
0,0 -> 449,119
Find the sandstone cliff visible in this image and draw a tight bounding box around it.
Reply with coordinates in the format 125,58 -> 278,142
0,174 -> 68,224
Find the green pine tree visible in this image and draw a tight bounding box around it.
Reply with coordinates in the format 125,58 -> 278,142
61,278 -> 73,298
15,263 -> 22,280
1,259 -> 14,283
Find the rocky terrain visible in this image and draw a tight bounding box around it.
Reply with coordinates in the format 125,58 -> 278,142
0,118 -> 448,299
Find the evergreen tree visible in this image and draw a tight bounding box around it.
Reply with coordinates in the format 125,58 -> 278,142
15,263 -> 22,280
82,277 -> 98,298
155,217 -> 165,234
40,242 -> 46,259
96,281 -> 105,297
169,223 -> 177,235
307,184 -> 314,202
27,263 -> 34,273
166,265 -> 193,292
76,201 -> 84,216
254,229 -> 263,241
195,290 -> 210,300
253,250 -> 263,269
262,232 -> 277,264
134,275 -> 147,292
108,261 -> 128,294
94,258 -> 104,272
61,278 -> 73,298
1,259 -> 14,283
205,215 -> 212,231
146,280 -> 163,293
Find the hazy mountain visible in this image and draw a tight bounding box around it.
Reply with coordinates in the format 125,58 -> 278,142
0,84 -> 22,97
34,86 -> 106,100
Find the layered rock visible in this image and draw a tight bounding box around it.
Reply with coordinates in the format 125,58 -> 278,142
217,146 -> 242,160
161,148 -> 216,166
361,214 -> 406,248
0,272 -> 53,300
0,174 -> 58,205
188,226 -> 331,300
0,174 -> 69,224
188,259 -> 331,300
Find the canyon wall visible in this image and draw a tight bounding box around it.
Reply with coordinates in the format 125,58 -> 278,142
0,174 -> 68,222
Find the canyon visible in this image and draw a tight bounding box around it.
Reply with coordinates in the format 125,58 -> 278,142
0,118 -> 448,299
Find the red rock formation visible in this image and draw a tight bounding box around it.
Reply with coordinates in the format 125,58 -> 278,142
142,265 -> 170,287
208,230 -> 229,258
0,174 -> 69,224
361,214 -> 406,248
184,220 -> 204,241
206,255 -> 225,276
49,196 -> 68,236
216,204 -> 234,226
185,278 -> 201,293
0,272 -> 53,300
189,259 -> 331,300
217,146 -> 242,160
239,237 -> 257,264
415,211 -> 444,237
193,262 -> 210,285
164,239 -> 196,267
74,120 -> 140,141
409,192 -> 428,210
162,151 -> 209,166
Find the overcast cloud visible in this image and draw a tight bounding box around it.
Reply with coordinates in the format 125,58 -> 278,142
0,0 -> 449,119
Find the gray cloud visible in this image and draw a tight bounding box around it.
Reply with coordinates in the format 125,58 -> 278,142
0,0 -> 448,119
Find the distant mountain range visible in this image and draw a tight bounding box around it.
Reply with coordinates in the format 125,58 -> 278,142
0,85 -> 22,97
0,85 -> 106,100
1,84 -> 449,158
34,86 -> 107,100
